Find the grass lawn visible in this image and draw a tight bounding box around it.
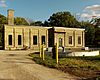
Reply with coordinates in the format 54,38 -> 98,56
29,52 -> 100,79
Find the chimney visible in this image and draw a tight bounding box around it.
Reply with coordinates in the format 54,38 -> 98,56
7,9 -> 14,25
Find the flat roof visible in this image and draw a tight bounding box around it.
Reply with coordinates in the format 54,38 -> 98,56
53,27 -> 85,31
4,25 -> 85,31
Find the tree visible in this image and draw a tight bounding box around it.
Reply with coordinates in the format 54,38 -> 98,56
34,21 -> 43,26
14,17 -> 29,25
0,14 -> 7,47
90,18 -> 100,47
43,21 -> 50,27
30,21 -> 35,26
0,14 -> 7,24
90,18 -> 100,28
94,27 -> 100,47
46,11 -> 80,27
30,21 -> 43,26
80,21 -> 95,46
94,18 -> 100,27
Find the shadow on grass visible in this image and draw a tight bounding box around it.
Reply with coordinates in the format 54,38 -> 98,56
64,56 -> 100,61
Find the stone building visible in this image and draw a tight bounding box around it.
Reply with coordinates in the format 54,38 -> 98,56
4,9 -> 85,50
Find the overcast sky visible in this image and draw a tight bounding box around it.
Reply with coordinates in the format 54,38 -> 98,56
0,0 -> 100,21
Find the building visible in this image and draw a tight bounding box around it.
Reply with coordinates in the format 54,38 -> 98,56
4,9 -> 85,50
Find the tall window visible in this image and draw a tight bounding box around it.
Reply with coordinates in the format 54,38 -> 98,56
8,35 -> 12,45
69,36 -> 72,44
33,35 -> 37,45
78,36 -> 81,44
42,36 -> 45,44
18,35 -> 21,45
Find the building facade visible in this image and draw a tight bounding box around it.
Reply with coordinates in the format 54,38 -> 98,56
4,9 -> 85,50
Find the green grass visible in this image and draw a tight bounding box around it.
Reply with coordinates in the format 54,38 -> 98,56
29,53 -> 100,78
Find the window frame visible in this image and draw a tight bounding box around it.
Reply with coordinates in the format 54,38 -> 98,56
8,35 -> 12,45
33,35 -> 37,45
69,36 -> 72,45
18,35 -> 22,45
78,36 -> 81,45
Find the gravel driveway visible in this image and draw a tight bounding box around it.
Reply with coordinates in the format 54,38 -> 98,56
0,50 -> 80,80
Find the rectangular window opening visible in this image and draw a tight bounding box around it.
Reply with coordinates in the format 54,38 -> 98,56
8,35 -> 12,45
18,35 -> 21,45
78,36 -> 81,44
33,35 -> 37,45
69,36 -> 72,44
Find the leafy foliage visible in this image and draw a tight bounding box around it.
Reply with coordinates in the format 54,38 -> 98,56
30,21 -> 43,26
90,18 -> 100,27
0,24 -> 4,46
0,14 -> 7,47
81,21 -> 95,46
14,17 -> 29,25
0,14 -> 7,24
44,11 -> 80,27
94,28 -> 100,46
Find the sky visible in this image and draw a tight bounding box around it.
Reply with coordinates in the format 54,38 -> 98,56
0,0 -> 100,22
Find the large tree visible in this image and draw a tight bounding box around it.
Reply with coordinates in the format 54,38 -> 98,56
14,17 -> 29,25
90,18 -> 100,47
30,21 -> 43,26
81,21 -> 95,47
45,11 -> 80,27
0,14 -> 7,47
90,18 -> 100,28
94,27 -> 100,47
0,14 -> 7,24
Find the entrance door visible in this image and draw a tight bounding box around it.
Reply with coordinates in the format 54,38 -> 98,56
59,38 -> 63,47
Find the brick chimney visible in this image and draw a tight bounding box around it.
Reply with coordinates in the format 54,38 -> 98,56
7,9 -> 14,25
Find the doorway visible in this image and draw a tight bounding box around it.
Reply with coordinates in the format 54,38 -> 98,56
59,38 -> 63,47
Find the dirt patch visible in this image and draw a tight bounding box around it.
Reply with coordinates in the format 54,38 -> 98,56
0,50 -> 79,80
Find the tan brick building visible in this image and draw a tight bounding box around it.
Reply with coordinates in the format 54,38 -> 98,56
4,9 -> 85,50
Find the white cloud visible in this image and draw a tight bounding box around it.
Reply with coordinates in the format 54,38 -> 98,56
0,0 -> 7,7
85,5 -> 100,11
0,3 -> 7,7
80,5 -> 100,20
0,0 -> 5,3
81,13 -> 91,18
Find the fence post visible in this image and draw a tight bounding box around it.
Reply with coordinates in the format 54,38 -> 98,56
39,43 -> 42,58
56,43 -> 58,64
42,43 -> 44,60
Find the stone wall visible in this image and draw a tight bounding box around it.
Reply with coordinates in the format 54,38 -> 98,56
4,25 -> 85,51
4,25 -> 48,50
54,27 -> 85,48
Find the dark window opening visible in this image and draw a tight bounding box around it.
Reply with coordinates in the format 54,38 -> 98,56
42,36 -> 45,44
78,36 -> 81,44
8,35 -> 12,45
18,35 -> 21,45
33,35 -> 37,45
69,36 -> 72,44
